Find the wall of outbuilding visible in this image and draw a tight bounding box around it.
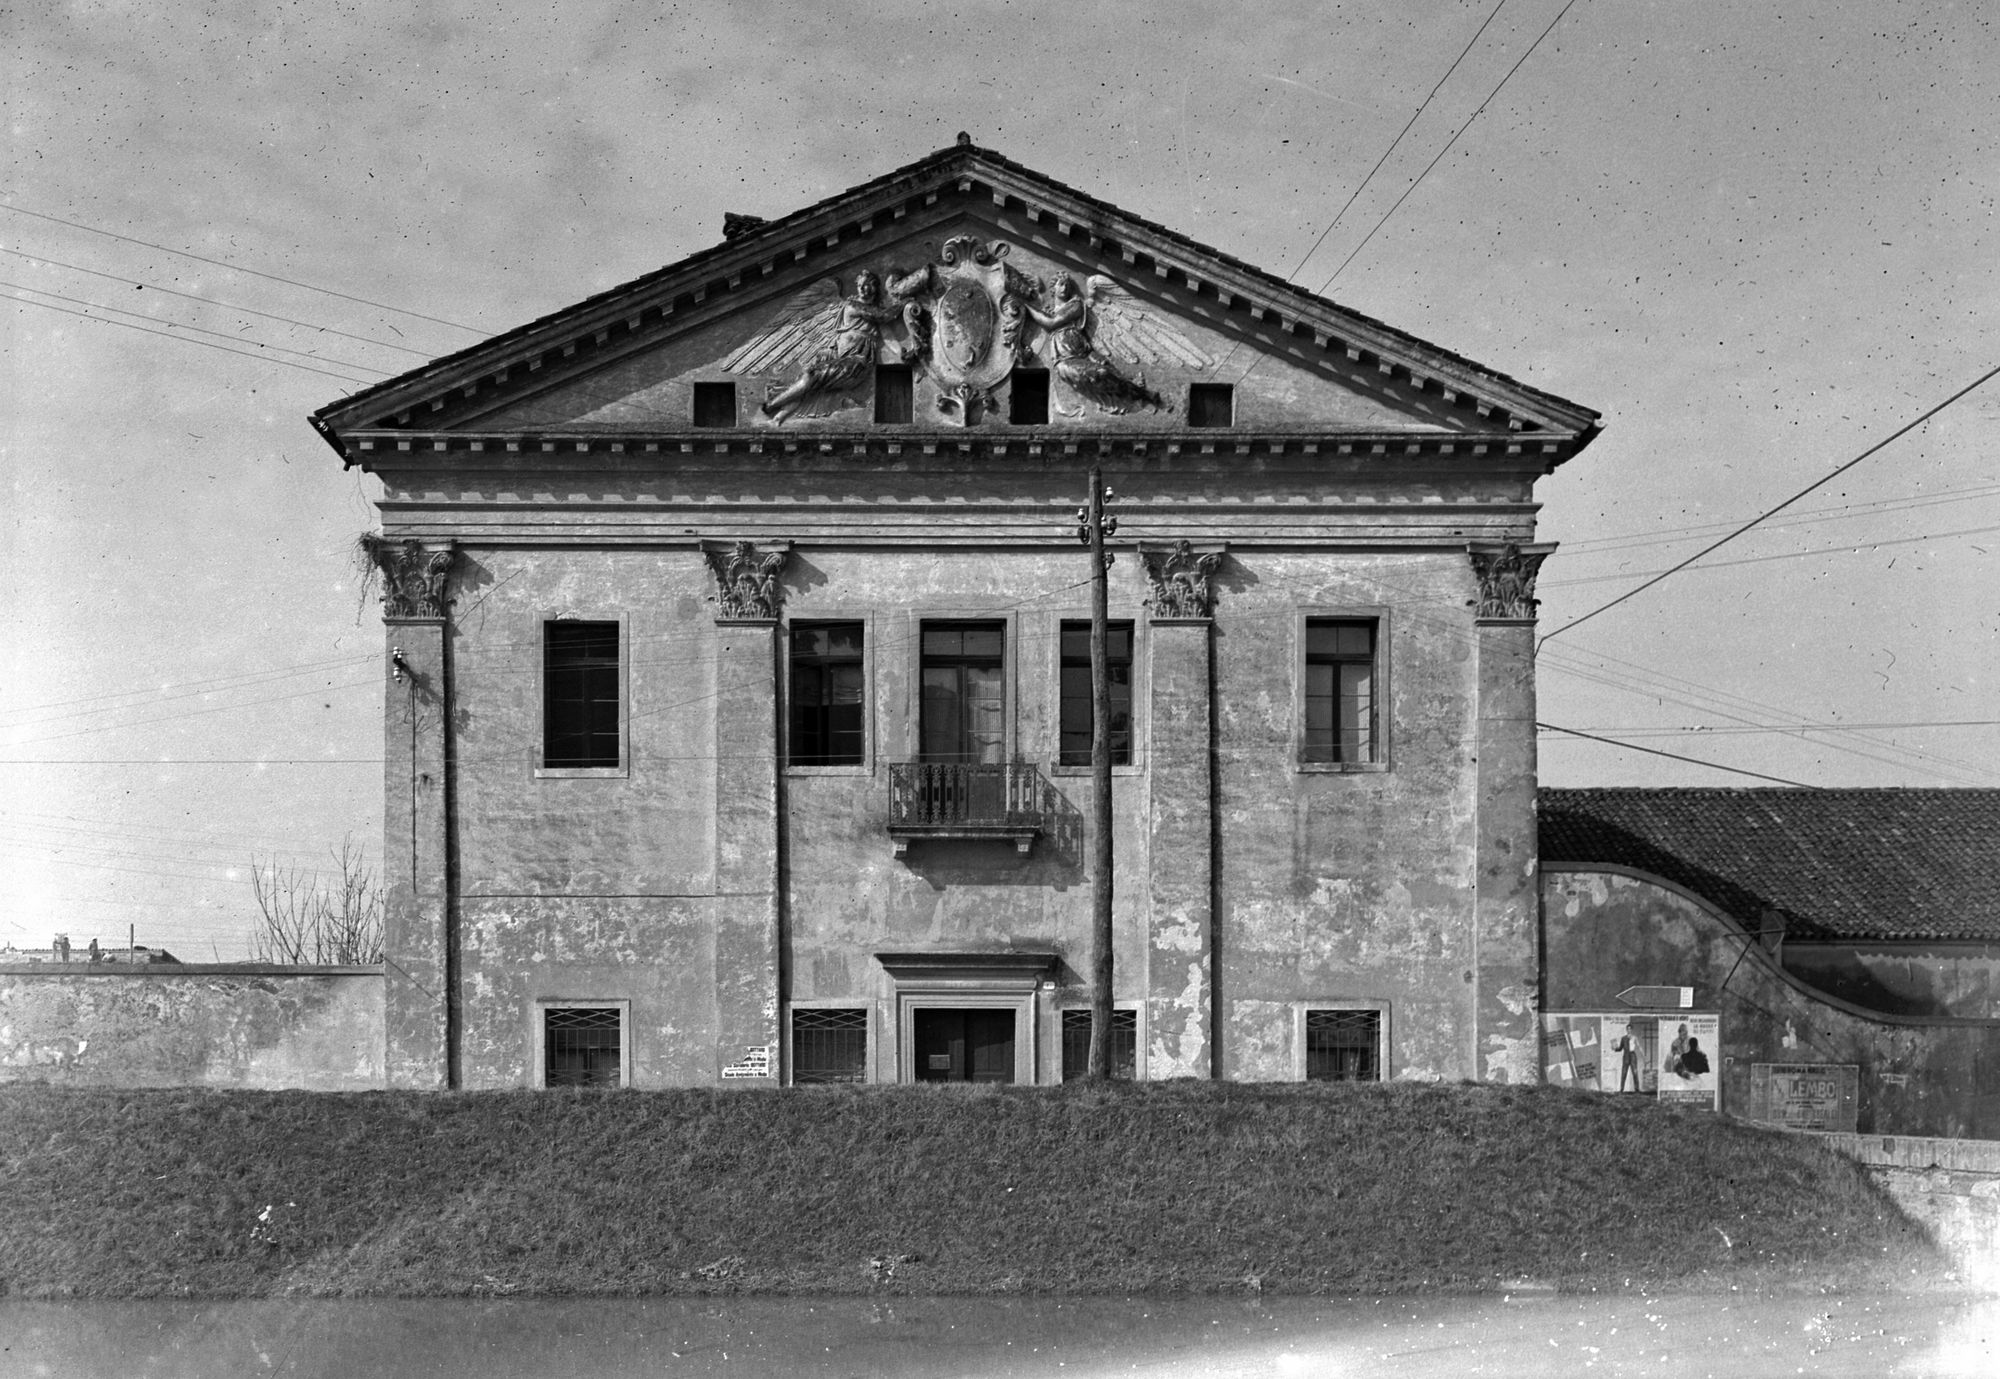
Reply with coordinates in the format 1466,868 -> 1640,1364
1543,867 -> 2000,1139
0,967 -> 383,1090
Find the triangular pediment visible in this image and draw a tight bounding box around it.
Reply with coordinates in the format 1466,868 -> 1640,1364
313,140 -> 1599,458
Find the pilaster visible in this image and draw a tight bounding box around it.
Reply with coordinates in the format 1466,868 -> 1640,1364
1141,540 -> 1223,1079
1469,542 -> 1553,1084
708,541 -> 787,1084
369,538 -> 458,1090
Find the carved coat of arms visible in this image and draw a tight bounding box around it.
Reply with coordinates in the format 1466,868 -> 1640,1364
722,236 -> 1212,427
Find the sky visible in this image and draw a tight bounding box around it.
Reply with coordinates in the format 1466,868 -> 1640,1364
4,0 -> 1994,956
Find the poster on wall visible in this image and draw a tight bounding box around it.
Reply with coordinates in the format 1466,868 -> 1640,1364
1541,1012 -> 1718,1108
1748,1063 -> 1859,1131
1655,1013 -> 1720,1108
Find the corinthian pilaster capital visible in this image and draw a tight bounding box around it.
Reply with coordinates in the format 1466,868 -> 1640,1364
704,540 -> 793,621
363,536 -> 457,621
1467,542 -> 1555,622
1140,540 -> 1227,620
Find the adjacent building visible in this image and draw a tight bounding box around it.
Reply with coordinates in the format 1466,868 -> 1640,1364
311,138 -> 1601,1090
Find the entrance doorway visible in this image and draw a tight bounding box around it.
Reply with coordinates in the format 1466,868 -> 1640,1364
913,1008 -> 1016,1082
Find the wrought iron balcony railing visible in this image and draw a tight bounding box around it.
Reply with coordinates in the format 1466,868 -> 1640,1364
887,761 -> 1053,855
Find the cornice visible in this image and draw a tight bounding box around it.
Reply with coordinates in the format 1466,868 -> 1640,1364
339,427 -> 1578,470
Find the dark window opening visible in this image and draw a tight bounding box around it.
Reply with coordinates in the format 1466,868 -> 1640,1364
792,1008 -> 868,1084
1009,368 -> 1050,424
545,1006 -> 622,1087
1305,1009 -> 1380,1082
692,381 -> 736,427
920,622 -> 1005,765
1303,619 -> 1376,765
1059,621 -> 1132,766
789,622 -> 865,766
913,1008 -> 1015,1082
1062,1008 -> 1137,1081
544,621 -> 620,768
874,365 -> 914,424
1188,383 -> 1234,427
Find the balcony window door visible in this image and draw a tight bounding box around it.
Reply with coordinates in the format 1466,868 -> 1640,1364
920,623 -> 1005,765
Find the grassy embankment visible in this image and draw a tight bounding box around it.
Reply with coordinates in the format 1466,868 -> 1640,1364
0,1080 -> 1947,1298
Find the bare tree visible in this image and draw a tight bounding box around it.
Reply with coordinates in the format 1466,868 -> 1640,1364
248,836 -> 385,965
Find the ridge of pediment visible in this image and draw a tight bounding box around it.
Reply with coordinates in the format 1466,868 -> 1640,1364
312,139 -> 1599,455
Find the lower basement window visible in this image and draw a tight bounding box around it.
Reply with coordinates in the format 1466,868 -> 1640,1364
1061,1008 -> 1137,1080
791,1007 -> 869,1083
1305,1008 -> 1382,1082
540,1003 -> 627,1088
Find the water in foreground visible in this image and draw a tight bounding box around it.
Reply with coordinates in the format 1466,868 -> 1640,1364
5,1293 -> 1994,1378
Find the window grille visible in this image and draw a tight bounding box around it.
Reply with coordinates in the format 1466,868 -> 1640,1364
544,1006 -> 623,1087
1059,622 -> 1133,766
1061,1008 -> 1137,1080
792,1007 -> 868,1084
1305,1009 -> 1381,1082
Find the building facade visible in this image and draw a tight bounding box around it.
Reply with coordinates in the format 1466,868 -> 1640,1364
312,140 -> 1601,1090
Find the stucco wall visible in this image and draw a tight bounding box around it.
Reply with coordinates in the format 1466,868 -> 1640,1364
425,528 -> 1515,1087
0,967 -> 384,1090
1543,868 -> 2000,1138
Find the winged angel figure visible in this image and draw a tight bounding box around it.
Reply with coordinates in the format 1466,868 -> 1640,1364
1026,273 -> 1211,416
722,271 -> 906,423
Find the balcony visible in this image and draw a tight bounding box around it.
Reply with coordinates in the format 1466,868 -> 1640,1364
887,761 -> 1054,856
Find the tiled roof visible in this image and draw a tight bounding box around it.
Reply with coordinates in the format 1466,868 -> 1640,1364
1539,788 -> 2000,943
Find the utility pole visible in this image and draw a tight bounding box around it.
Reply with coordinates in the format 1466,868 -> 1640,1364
1076,466 -> 1117,1078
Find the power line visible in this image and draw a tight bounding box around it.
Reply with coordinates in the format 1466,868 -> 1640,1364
1,203 -> 482,334
1552,484 -> 2000,557
1537,722 -> 1819,788
1548,719 -> 1999,738
1539,360 -> 2000,647
1289,0 -> 1513,287
2,279 -> 392,376
1539,523 -> 2000,590
5,292 -> 379,385
1315,0 -> 1587,293
0,247 -> 440,358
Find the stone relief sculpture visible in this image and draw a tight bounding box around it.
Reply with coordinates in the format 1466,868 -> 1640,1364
885,235 -> 1042,426
1142,540 -> 1225,619
723,273 -> 905,423
1468,543 -> 1551,621
1027,273 -> 1210,417
705,541 -> 792,620
361,536 -> 457,620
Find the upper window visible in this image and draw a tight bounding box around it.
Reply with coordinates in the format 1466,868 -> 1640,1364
1305,1009 -> 1381,1082
1058,621 -> 1132,767
544,621 -> 621,769
1303,618 -> 1377,766
692,381 -> 736,427
920,622 -> 1006,765
1062,1008 -> 1137,1081
790,622 -> 865,767
875,365 -> 914,424
1188,383 -> 1234,428
1010,369 -> 1051,424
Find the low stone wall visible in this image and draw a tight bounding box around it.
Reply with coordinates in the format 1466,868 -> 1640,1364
0,965 -> 384,1090
1807,1132 -> 2000,1282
